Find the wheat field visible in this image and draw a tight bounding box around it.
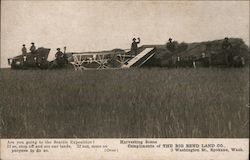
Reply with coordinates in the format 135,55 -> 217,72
0,67 -> 249,138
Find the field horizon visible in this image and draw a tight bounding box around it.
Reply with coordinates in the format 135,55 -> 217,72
0,67 -> 249,138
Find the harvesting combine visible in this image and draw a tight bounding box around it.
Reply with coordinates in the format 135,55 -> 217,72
7,37 -> 248,70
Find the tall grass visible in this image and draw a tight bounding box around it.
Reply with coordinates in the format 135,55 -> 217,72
0,67 -> 249,138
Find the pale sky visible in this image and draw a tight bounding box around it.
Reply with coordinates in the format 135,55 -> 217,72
1,1 -> 249,68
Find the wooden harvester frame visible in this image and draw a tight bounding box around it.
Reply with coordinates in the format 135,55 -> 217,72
70,47 -> 155,70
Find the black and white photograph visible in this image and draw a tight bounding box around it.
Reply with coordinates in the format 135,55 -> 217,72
0,0 -> 249,159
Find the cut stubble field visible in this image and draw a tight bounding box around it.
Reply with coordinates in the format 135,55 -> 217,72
0,67 -> 249,138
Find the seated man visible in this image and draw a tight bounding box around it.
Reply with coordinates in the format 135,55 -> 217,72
55,48 -> 63,59
166,38 -> 176,52
55,48 -> 65,67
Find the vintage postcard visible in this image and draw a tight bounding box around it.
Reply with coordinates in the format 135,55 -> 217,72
0,0 -> 249,159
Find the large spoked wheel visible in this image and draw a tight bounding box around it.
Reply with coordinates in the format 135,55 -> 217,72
116,53 -> 128,65
70,55 -> 87,70
71,62 -> 86,70
96,54 -> 109,69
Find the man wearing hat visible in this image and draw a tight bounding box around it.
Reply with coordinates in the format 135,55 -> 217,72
222,37 -> 233,66
222,37 -> 232,50
22,44 -> 27,55
30,42 -> 36,54
55,48 -> 64,67
131,37 -> 140,55
166,38 -> 176,52
55,48 -> 63,59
